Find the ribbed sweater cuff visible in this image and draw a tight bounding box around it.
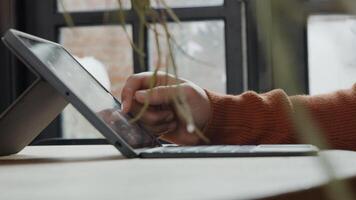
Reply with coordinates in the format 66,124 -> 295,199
201,89 -> 296,145
202,90 -> 241,145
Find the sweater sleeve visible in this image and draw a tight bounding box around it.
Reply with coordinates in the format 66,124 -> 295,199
203,84 -> 356,150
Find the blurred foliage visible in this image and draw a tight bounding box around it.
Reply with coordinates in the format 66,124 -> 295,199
255,0 -> 356,199
58,0 -> 210,142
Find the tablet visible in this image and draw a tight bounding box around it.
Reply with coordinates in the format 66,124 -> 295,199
2,29 -> 160,157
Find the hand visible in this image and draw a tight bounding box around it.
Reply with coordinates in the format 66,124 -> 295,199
97,109 -> 157,148
121,72 -> 211,145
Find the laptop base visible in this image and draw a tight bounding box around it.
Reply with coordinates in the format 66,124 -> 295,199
139,145 -> 319,158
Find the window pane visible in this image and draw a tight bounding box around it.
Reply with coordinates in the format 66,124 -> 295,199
151,0 -> 223,8
57,0 -> 131,12
148,21 -> 226,93
59,26 -> 133,138
308,15 -> 356,95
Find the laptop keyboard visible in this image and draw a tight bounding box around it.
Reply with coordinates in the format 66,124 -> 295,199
143,145 -> 258,154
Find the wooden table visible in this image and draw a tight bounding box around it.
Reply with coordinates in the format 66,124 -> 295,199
1,145 -> 356,200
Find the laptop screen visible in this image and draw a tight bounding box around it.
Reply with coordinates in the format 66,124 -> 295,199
18,35 -> 159,149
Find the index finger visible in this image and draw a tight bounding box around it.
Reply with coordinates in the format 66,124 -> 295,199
121,72 -> 183,113
121,73 -> 151,113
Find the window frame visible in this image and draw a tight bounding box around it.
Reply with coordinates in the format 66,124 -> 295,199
246,0 -> 352,95
0,0 -> 16,112
1,0 -> 61,142
5,0 -> 347,145
19,0 -> 245,144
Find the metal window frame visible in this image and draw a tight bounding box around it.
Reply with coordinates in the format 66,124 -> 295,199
10,0 -> 344,145
0,0 -> 16,112
244,0 -> 309,95
245,0 -> 352,95
49,0 -> 244,94
0,0 -> 61,142
16,0 -> 245,145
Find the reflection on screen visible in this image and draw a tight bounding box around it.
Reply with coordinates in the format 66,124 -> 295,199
19,36 -> 158,149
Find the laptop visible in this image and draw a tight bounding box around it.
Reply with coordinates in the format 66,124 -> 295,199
1,29 -> 318,158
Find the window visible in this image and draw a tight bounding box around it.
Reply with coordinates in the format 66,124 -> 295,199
308,15 -> 356,95
3,0 -> 353,144
21,0 -> 244,143
151,0 -> 223,8
58,0 -> 131,12
304,1 -> 355,95
148,20 -> 226,93
246,0 -> 356,95
60,25 -> 133,138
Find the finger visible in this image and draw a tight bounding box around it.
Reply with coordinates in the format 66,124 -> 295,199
121,74 -> 148,113
135,85 -> 181,106
159,125 -> 201,145
140,110 -> 175,126
121,87 -> 134,113
142,121 -> 178,137
121,72 -> 182,113
130,103 -> 175,126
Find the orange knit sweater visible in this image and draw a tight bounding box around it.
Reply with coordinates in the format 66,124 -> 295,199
204,84 -> 356,150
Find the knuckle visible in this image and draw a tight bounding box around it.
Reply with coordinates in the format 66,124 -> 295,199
142,71 -> 153,76
121,89 -> 134,105
148,113 -> 160,123
126,74 -> 138,84
141,112 -> 160,125
146,124 -> 165,134
182,84 -> 196,96
121,87 -> 132,96
165,112 -> 174,122
142,125 -> 157,135
167,122 -> 177,131
153,127 -> 164,133
151,91 -> 161,102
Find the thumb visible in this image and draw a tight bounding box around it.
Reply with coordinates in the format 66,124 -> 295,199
135,85 -> 179,105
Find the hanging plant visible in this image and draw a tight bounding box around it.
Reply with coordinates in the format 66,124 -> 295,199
58,0 -> 210,143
